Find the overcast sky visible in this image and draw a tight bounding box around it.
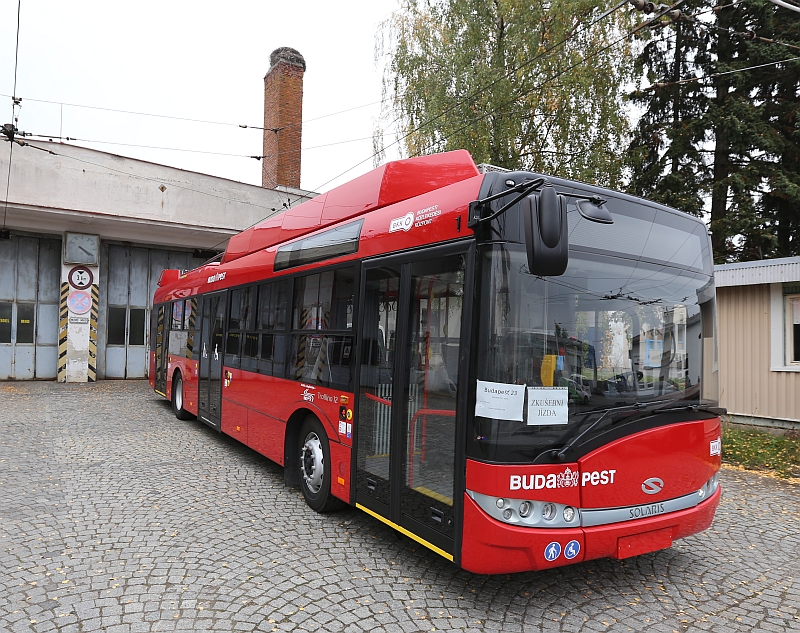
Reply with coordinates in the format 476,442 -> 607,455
0,0 -> 403,194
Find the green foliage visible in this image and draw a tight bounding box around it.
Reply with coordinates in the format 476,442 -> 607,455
377,0 -> 641,188
628,0 -> 800,262
722,423 -> 800,479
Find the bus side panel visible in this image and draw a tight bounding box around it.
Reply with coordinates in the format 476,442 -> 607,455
221,398 -> 248,445
329,441 -> 351,504
183,359 -> 199,415
247,409 -> 286,466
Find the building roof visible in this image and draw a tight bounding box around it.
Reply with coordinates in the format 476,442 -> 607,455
715,256 -> 800,287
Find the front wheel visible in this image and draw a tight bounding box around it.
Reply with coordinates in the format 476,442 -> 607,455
172,374 -> 193,421
299,416 -> 344,513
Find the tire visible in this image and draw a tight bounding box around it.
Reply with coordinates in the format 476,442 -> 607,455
171,373 -> 193,421
299,416 -> 345,513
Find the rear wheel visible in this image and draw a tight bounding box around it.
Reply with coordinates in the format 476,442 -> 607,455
299,416 -> 344,513
172,373 -> 193,421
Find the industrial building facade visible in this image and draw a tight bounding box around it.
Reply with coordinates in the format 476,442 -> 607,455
0,47 -> 311,381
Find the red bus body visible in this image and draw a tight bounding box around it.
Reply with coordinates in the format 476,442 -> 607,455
151,150 -> 721,574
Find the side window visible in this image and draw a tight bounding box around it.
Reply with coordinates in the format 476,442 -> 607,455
185,297 -> 199,360
254,280 -> 289,377
787,295 -> 800,365
226,287 -> 254,369
290,267 -> 356,389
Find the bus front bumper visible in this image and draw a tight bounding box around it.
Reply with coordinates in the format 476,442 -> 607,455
460,485 -> 721,575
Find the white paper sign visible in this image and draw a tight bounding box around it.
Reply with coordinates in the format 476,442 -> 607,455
527,387 -> 569,425
475,380 -> 526,421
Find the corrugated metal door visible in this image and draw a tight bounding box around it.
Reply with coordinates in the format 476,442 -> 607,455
100,244 -> 204,379
0,235 -> 61,380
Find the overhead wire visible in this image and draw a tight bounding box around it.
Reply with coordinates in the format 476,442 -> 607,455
409,2 -> 680,159
196,0 -> 636,255
2,0 -> 21,233
21,132 -> 389,160
285,0 -> 636,207
0,93 -> 386,132
646,54 -> 800,88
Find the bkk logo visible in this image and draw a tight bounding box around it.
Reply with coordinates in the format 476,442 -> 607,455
389,211 -> 415,233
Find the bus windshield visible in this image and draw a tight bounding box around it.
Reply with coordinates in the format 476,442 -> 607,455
469,242 -> 718,464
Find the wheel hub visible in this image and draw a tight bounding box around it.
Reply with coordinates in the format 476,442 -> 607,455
301,433 -> 324,494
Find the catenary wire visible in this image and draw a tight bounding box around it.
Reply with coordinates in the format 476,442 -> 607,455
288,0 -> 636,204
198,0 -> 635,254
22,132 -> 389,160
0,93 -> 385,132
3,0 -> 22,231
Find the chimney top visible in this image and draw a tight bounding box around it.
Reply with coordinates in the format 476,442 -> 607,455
269,47 -> 306,72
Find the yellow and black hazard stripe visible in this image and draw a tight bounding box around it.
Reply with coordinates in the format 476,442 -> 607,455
57,282 -> 69,382
87,284 -> 99,382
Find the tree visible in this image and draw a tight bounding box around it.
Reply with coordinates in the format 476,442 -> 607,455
376,0 -> 642,188
626,0 -> 712,217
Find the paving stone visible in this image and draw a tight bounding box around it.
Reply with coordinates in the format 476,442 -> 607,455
1,380 -> 798,632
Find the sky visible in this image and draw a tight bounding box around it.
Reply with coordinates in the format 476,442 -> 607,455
0,0 -> 403,194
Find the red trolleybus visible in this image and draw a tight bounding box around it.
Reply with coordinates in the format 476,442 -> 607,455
150,150 -> 722,574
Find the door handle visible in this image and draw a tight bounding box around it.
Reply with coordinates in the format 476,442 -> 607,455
366,478 -> 377,492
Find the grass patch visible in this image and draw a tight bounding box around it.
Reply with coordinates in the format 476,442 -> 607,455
722,423 -> 800,479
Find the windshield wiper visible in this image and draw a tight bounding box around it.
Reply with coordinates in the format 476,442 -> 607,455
551,399 -> 676,462
549,401 -> 726,462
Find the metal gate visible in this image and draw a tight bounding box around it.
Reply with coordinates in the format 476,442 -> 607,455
0,235 -> 61,380
99,244 -> 204,379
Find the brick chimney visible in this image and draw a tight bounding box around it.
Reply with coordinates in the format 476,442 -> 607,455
262,47 -> 305,190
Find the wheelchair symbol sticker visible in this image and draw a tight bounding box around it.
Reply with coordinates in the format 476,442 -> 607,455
564,540 -> 580,560
544,542 -> 561,562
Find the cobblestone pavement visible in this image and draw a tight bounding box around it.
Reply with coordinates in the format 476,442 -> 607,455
1,381 -> 798,633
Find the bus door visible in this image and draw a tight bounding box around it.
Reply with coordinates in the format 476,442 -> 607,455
355,244 -> 472,558
153,304 -> 168,395
197,290 -> 226,430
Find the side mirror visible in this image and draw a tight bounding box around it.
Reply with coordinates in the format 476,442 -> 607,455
523,184 -> 568,276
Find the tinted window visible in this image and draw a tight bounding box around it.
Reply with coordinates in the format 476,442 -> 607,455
129,308 -> 146,346
171,301 -> 184,330
16,304 -> 35,344
274,220 -> 363,271
108,307 -> 126,345
293,268 -> 355,331
230,287 -> 254,331
0,302 -> 12,343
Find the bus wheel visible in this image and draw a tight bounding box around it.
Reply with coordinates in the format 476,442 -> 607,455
299,416 -> 344,513
172,374 -> 193,421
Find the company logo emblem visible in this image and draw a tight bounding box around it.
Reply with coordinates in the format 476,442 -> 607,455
207,272 -> 226,284
510,466 -> 579,491
389,211 -> 415,233
710,437 -> 721,456
642,477 -> 664,495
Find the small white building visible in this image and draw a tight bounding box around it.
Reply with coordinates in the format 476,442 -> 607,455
715,256 -> 800,427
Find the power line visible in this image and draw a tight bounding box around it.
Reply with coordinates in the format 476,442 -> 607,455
295,0 -> 636,202
200,0 -> 637,256
646,54 -> 800,89
21,131 -> 390,161
0,93 -> 386,132
2,0 -> 22,234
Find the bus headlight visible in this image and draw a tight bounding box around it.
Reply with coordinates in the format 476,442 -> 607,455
466,490 -> 582,528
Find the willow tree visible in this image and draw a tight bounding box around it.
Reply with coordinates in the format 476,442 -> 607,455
376,0 -> 641,188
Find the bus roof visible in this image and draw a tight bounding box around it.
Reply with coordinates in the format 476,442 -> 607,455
221,150 -> 479,264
